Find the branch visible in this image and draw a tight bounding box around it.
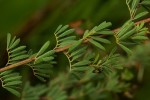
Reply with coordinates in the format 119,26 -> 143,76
54,45 -> 71,52
0,18 -> 150,72
0,57 -> 35,72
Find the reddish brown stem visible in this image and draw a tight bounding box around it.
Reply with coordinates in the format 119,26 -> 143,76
54,45 -> 71,52
0,57 -> 35,72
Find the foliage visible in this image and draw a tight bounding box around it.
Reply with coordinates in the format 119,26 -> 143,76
0,70 -> 22,97
0,0 -> 150,99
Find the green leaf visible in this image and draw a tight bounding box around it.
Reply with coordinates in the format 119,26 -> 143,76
4,87 -> 20,97
96,30 -> 114,35
3,76 -> 22,83
83,30 -> 90,38
91,36 -> 111,44
4,81 -> 22,86
35,75 -> 46,82
1,73 -> 19,79
109,47 -> 117,56
34,59 -> 43,64
59,40 -> 76,47
36,50 -> 54,60
42,57 -> 54,62
55,25 -> 62,33
89,39 -> 105,51
59,36 -> 76,42
93,54 -> 100,64
139,22 -> 145,29
0,70 -> 12,76
72,67 -> 88,71
141,0 -> 150,5
7,33 -> 11,48
10,55 -> 29,61
36,41 -> 50,57
33,65 -> 50,69
68,40 -> 82,52
35,73 -> 49,78
72,52 -> 85,61
131,0 -> 140,11
30,63 -> 52,82
58,29 -> 74,38
127,0 -> 132,3
117,21 -> 134,38
9,39 -> 20,50
132,36 -> 148,40
136,31 -> 146,36
90,26 -> 97,33
134,11 -> 149,20
120,28 -> 136,40
71,46 -> 87,57
0,71 -> 22,97
11,46 -> 26,53
96,21 -> 112,31
34,68 -> 51,74
72,60 -> 90,67
56,25 -> 69,35
120,41 -> 137,46
10,51 -> 27,58
118,44 -> 132,55
140,28 -> 148,32
9,36 -> 16,48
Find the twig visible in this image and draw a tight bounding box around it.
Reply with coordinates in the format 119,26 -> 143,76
54,45 -> 71,52
0,18 -> 150,72
0,57 -> 35,72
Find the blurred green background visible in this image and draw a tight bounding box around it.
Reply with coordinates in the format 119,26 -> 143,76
0,0 -> 128,49
0,0 -> 150,100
